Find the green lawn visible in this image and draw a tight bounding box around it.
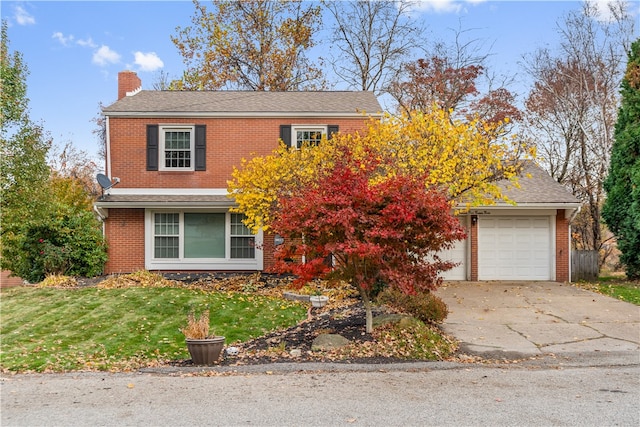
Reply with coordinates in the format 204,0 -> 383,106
0,286 -> 307,372
593,276 -> 640,305
576,276 -> 640,306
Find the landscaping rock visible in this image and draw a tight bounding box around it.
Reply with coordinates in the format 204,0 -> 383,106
311,334 -> 350,350
372,313 -> 413,328
283,292 -> 311,302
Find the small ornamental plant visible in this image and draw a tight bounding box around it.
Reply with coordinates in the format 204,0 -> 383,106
180,310 -> 212,339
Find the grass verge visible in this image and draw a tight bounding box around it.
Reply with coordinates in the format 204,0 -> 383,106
0,286 -> 307,372
575,276 -> 640,305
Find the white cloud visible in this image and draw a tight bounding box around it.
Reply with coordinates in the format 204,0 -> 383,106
133,51 -> 164,72
14,5 -> 35,25
588,0 -> 635,23
411,0 -> 485,14
52,32 -> 74,46
92,45 -> 121,66
77,37 -> 97,48
412,0 -> 461,14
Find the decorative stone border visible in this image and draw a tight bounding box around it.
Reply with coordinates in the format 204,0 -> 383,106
282,292 -> 312,302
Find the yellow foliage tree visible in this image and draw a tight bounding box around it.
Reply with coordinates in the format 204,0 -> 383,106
228,107 -> 534,233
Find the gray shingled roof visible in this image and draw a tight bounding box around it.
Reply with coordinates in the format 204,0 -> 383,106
103,91 -> 382,117
497,161 -> 580,205
96,162 -> 579,208
95,194 -> 232,207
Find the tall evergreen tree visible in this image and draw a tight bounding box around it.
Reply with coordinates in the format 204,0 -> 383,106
603,39 -> 640,279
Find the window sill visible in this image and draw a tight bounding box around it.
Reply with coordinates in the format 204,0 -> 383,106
156,170 -> 196,174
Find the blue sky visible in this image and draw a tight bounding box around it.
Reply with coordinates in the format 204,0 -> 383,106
3,0 -> 638,163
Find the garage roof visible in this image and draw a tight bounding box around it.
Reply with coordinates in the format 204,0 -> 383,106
498,161 -> 580,205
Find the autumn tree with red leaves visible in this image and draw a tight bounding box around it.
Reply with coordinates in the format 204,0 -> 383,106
389,56 -> 521,134
388,29 -> 521,139
270,147 -> 466,332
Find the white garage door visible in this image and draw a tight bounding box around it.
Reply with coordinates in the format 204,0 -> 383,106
478,217 -> 551,280
439,238 -> 466,281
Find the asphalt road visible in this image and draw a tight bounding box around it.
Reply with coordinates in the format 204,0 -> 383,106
2,358 -> 638,426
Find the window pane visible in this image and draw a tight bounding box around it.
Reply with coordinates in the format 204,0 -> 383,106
164,130 -> 191,168
230,213 -> 252,236
184,213 -> 225,258
154,213 -> 179,235
231,237 -> 255,259
154,213 -> 179,258
230,213 -> 254,258
296,128 -> 324,147
155,236 -> 179,258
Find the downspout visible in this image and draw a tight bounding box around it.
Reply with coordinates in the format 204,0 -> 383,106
93,205 -> 108,222
105,115 -> 112,178
94,114 -> 111,240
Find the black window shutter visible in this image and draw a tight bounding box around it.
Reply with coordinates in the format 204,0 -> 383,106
280,125 -> 291,147
328,125 -> 339,139
194,125 -> 206,171
147,125 -> 159,171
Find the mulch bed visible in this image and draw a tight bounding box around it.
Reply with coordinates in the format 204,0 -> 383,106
169,303 -> 416,367
77,272 -> 452,366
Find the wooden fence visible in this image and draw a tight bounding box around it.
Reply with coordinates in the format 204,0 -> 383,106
571,250 -> 599,282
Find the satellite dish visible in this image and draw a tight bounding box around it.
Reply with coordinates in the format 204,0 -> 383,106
96,173 -> 115,190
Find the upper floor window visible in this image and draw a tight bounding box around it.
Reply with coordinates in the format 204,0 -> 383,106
160,126 -> 194,170
280,124 -> 338,149
147,124 -> 206,172
294,126 -> 326,148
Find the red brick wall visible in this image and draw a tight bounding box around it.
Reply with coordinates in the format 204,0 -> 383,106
117,71 -> 141,100
104,209 -> 145,274
262,233 -> 276,272
1,270 -> 24,287
555,209 -> 570,282
105,115 -> 373,273
108,117 -> 370,189
470,215 -> 478,281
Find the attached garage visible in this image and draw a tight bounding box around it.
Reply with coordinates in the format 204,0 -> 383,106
439,237 -> 467,281
436,162 -> 581,283
478,216 -> 552,280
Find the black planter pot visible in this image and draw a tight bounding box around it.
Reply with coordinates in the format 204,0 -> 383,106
185,336 -> 225,365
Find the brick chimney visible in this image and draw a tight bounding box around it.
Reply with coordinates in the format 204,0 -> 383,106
117,70 -> 142,100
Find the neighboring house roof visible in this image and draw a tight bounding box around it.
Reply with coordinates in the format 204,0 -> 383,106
103,91 -> 383,118
497,161 -> 580,206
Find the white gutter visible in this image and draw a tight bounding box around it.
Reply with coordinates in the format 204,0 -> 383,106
105,115 -> 112,178
93,205 -> 108,221
103,111 -> 383,119
94,201 -> 235,209
464,203 -> 583,211
108,188 -> 229,195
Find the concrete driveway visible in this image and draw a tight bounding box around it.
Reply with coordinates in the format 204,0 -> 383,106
436,281 -> 640,360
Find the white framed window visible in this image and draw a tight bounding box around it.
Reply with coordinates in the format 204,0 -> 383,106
292,125 -> 327,148
230,213 -> 255,259
160,126 -> 194,170
146,210 -> 262,270
154,213 -> 179,258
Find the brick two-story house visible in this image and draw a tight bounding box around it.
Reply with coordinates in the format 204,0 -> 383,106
95,71 -> 382,275
96,71 -> 580,282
